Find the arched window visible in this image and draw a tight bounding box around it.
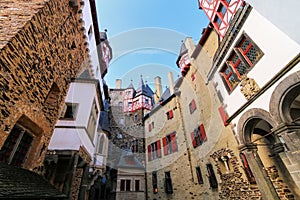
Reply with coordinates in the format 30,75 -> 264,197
97,134 -> 105,154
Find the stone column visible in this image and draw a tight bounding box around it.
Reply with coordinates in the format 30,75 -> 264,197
63,153 -> 79,197
240,144 -> 280,200
78,164 -> 90,200
272,123 -> 300,197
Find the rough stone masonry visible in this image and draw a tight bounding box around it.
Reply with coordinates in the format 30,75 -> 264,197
0,0 -> 88,170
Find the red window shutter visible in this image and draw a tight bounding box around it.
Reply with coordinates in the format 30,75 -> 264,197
199,124 -> 207,142
162,137 -> 168,155
192,100 -> 196,110
169,110 -> 173,119
218,106 -> 228,126
191,73 -> 195,81
147,145 -> 151,161
157,140 -> 161,158
171,132 -> 177,152
190,132 -> 196,148
148,124 -> 151,132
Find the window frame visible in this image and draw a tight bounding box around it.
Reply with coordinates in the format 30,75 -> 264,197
191,124 -> 207,148
206,163 -> 218,189
0,124 -> 34,167
148,140 -> 161,161
162,132 -> 178,156
166,110 -> 174,120
60,102 -> 79,120
120,179 -> 131,191
135,179 -> 140,191
219,33 -> 263,93
196,166 -> 204,184
189,99 -> 197,114
131,139 -> 138,153
152,171 -> 158,194
164,171 -> 173,194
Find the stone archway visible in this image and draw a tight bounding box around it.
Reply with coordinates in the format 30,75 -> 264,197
237,108 -> 297,200
270,71 -> 300,124
237,108 -> 277,146
269,71 -> 300,196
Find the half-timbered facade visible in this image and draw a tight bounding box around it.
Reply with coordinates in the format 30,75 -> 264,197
198,0 -> 244,39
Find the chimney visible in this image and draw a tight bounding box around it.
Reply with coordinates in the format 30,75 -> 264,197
168,72 -> 174,94
116,79 -> 122,89
154,76 -> 162,103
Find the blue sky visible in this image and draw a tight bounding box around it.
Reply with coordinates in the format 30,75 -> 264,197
96,0 -> 209,90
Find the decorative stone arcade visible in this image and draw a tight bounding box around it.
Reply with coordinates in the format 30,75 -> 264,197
236,70 -> 300,200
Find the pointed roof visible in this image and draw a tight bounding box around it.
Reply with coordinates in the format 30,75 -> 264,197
127,80 -> 135,90
179,42 -> 188,56
78,68 -> 92,79
176,42 -> 189,66
159,87 -> 171,102
135,75 -> 154,98
117,151 -> 144,170
138,75 -> 145,88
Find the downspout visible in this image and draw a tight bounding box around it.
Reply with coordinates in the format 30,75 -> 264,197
174,91 -> 195,182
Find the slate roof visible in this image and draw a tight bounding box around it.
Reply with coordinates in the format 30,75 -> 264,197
159,87 -> 171,102
135,78 -> 154,98
78,68 -> 92,79
127,81 -> 135,89
178,42 -> 188,56
0,163 -> 66,199
117,152 -> 144,170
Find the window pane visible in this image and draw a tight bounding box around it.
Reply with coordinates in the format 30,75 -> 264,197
120,180 -> 125,191
196,167 -> 204,184
164,171 -> 173,194
0,125 -> 22,164
126,180 -> 131,191
135,180 -> 140,191
152,172 -> 158,194
224,67 -> 232,76
235,61 -> 247,76
10,132 -> 33,167
240,38 -> 251,52
246,45 -> 259,65
228,74 -> 238,86
231,54 -> 239,65
220,5 -> 226,15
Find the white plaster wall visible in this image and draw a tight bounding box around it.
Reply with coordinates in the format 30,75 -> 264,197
214,9 -> 300,117
231,62 -> 300,135
82,0 -> 106,102
82,0 -> 101,79
246,0 -> 300,45
51,81 -> 100,157
48,128 -> 95,156
56,82 -> 99,128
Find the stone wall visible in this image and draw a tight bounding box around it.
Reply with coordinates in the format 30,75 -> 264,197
266,166 -> 295,200
0,0 -> 88,170
108,89 -> 145,166
108,106 -> 145,164
211,148 -> 262,199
